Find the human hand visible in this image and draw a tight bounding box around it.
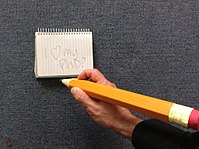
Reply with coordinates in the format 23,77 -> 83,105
70,69 -> 143,140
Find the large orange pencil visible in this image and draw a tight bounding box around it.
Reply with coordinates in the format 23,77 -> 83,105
62,79 -> 199,130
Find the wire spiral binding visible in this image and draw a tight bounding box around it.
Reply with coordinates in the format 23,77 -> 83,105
37,28 -> 91,35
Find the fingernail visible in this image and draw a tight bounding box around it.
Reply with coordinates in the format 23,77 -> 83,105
71,87 -> 77,95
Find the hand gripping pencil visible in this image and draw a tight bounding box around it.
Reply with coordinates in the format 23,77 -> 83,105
62,79 -> 199,130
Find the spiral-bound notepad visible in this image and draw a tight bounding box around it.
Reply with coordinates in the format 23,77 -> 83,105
34,28 -> 93,78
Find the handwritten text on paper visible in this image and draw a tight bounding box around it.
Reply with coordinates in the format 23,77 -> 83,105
45,45 -> 87,71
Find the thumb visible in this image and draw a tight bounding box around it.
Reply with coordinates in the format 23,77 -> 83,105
70,87 -> 97,107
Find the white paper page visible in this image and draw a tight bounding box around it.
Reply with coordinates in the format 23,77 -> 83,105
35,32 -> 93,78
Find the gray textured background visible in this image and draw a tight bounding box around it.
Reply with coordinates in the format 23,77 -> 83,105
1,0 -> 199,148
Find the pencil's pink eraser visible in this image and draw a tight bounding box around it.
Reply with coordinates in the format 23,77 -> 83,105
188,109 -> 199,130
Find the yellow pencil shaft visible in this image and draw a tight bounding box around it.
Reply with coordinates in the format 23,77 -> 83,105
69,80 -> 174,122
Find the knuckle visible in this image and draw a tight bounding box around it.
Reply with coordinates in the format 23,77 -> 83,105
75,92 -> 84,102
93,68 -> 100,75
87,106 -> 100,117
111,83 -> 116,88
104,80 -> 114,87
93,68 -> 99,72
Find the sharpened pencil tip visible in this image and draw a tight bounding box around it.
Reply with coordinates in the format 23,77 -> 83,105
61,78 -> 77,87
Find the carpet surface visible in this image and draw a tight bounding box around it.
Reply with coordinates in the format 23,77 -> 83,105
1,0 -> 199,148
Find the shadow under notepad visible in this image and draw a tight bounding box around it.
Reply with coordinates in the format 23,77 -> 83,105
37,78 -> 65,90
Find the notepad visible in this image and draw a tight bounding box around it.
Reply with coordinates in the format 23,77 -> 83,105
34,28 -> 93,78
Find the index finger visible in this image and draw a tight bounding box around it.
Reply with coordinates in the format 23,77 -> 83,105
78,69 -> 106,82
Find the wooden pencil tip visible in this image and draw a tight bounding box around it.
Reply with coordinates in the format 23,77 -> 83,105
61,78 -> 77,87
